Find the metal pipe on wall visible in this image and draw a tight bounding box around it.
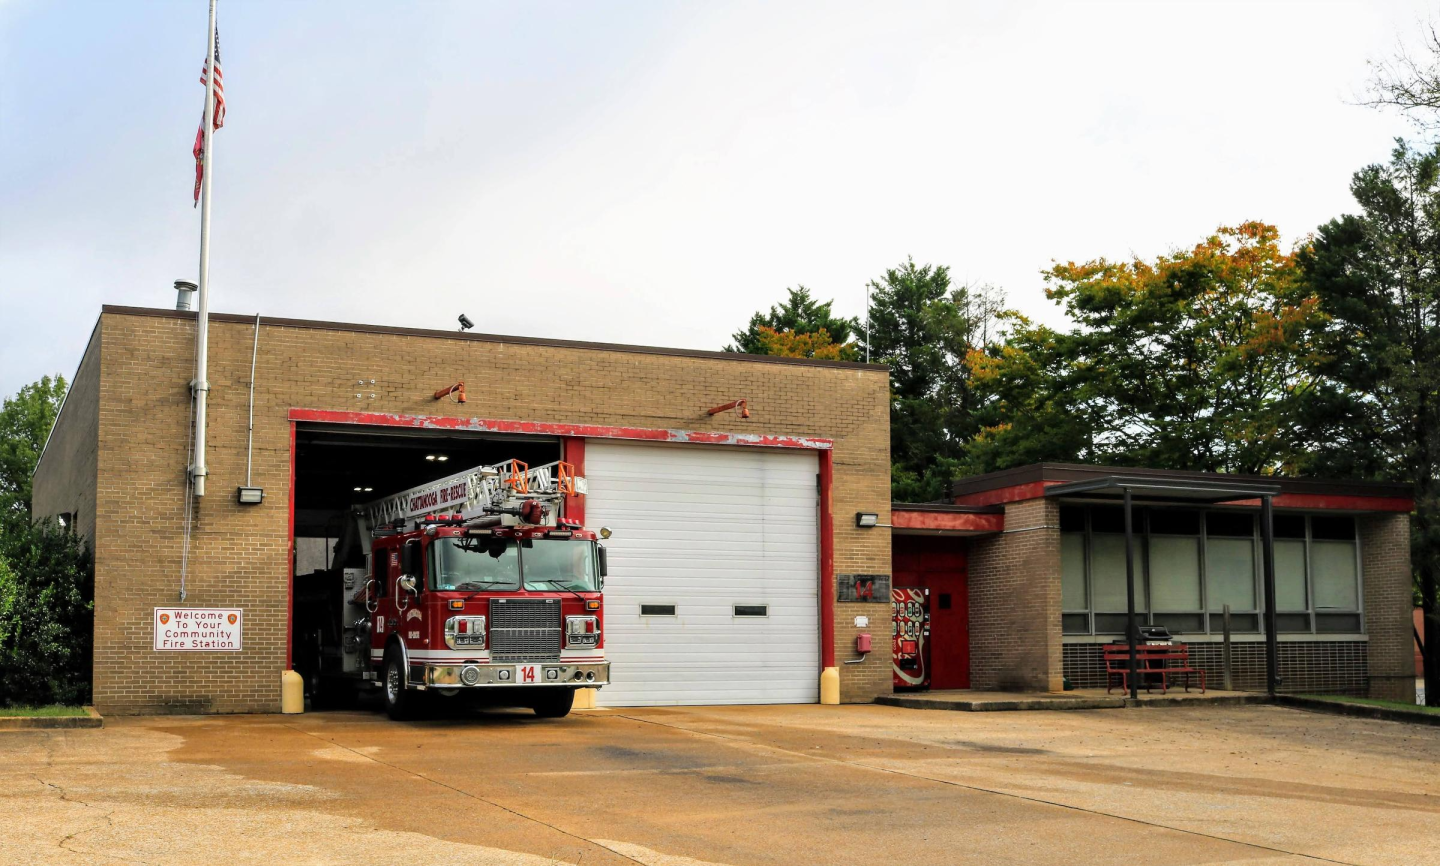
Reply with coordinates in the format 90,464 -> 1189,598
1261,494 -> 1279,695
1124,486 -> 1138,700
245,314 -> 259,486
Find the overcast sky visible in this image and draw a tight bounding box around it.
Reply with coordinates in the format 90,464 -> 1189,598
0,0 -> 1428,397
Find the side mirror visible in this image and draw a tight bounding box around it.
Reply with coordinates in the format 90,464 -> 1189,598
397,574 -> 419,596
597,545 -> 608,583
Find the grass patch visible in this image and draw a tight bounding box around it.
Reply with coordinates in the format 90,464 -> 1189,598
1298,694 -> 1440,715
0,704 -> 89,718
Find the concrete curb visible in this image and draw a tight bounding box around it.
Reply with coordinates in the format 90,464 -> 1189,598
1275,695 -> 1440,727
0,706 -> 103,731
875,694 -> 1125,712
1125,693 -> 1272,708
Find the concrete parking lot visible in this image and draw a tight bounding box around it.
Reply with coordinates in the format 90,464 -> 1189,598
2,702 -> 1437,865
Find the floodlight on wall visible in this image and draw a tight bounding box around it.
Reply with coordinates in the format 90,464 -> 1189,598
237,486 -> 265,505
855,512 -> 879,528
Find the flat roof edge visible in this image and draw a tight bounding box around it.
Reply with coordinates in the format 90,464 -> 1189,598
99,305 -> 890,372
892,502 -> 1004,514
951,461 -> 1413,501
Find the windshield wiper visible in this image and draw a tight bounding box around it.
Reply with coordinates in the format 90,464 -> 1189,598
528,578 -> 591,604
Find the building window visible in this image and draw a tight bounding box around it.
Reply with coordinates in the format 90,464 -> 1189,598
1059,505 -> 1363,637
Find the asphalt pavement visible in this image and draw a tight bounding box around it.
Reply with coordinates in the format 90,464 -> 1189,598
2,701 -> 1437,865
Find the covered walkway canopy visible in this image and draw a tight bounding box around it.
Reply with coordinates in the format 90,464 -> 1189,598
1044,475 -> 1283,699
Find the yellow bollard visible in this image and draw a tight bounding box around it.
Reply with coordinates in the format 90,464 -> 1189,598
819,666 -> 840,705
281,669 -> 304,714
573,687 -> 597,709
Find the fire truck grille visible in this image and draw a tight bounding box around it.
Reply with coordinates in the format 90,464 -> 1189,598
490,599 -> 561,662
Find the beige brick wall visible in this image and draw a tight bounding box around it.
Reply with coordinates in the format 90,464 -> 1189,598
1361,512 -> 1415,702
76,308 -> 891,714
32,322 -> 102,542
966,498 -> 1063,692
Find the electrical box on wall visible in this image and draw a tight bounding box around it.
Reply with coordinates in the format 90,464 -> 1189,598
856,633 -> 872,653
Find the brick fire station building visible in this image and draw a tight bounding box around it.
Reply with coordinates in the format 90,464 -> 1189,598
33,305 -> 1415,714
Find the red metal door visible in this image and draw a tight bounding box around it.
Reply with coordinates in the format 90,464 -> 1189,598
892,536 -> 970,690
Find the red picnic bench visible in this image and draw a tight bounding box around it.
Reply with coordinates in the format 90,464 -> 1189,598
1103,643 -> 1206,695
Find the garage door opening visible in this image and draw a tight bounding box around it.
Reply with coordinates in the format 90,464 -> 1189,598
290,424 -> 558,707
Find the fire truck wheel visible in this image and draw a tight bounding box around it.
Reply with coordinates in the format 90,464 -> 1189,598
530,688 -> 574,718
382,646 -> 415,720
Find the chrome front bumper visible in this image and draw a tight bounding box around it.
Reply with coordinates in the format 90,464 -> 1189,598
414,661 -> 610,689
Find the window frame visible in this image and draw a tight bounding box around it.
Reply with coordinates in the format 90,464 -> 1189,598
1059,506 -> 1364,637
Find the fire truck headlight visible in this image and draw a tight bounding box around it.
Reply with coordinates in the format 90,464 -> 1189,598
565,616 -> 599,647
444,615 -> 487,650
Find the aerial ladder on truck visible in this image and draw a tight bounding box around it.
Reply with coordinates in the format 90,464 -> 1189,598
323,457 -> 610,720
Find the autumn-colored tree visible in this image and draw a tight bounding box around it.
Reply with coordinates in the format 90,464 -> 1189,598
966,223 -> 1325,475
727,286 -> 859,355
752,326 -> 857,360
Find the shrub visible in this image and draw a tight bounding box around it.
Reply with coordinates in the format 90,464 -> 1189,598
0,515 -> 93,707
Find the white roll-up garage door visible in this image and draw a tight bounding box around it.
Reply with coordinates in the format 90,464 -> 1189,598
585,441 -> 820,706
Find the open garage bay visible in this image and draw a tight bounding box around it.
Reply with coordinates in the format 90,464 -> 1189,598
3,703 -> 1438,865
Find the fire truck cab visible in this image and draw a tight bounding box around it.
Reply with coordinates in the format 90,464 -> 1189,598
322,459 -> 610,719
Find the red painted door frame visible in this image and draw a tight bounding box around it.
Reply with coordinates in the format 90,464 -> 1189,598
284,409 -> 838,677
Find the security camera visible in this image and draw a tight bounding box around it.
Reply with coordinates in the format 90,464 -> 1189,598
458,314 -> 474,332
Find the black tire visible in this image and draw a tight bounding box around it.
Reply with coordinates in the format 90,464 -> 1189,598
531,688 -> 575,718
382,644 -> 416,721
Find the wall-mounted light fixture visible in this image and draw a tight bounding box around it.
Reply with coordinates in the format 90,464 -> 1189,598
706,398 -> 750,419
237,486 -> 265,505
855,512 -> 880,528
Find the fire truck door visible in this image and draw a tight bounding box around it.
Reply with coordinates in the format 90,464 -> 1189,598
892,587 -> 930,690
396,539 -> 425,648
371,545 -> 401,654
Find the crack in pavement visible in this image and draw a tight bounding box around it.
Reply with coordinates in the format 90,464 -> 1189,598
612,713 -> 1365,866
29,752 -> 134,863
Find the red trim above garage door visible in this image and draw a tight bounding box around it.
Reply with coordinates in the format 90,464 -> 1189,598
287,408 -> 833,450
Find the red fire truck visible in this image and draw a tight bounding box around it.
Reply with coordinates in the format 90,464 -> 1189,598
320,459 -> 610,719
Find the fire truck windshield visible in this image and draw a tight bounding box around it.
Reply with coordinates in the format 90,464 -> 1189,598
430,537 -> 520,591
429,537 -> 599,593
519,539 -> 599,592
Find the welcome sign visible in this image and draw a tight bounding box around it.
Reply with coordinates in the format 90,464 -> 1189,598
154,608 -> 243,651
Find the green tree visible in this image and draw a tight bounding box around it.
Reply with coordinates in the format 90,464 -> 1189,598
866,258 -> 1006,500
0,375 -> 67,515
966,223 -> 1324,476
728,286 -> 859,356
0,519 -> 93,707
1297,140 -> 1440,705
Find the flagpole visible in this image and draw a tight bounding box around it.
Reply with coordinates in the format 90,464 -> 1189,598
192,0 -> 218,497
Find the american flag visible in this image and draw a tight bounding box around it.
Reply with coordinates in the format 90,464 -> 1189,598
192,29 -> 224,206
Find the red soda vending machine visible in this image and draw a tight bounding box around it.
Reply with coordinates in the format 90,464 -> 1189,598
892,586 -> 930,690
